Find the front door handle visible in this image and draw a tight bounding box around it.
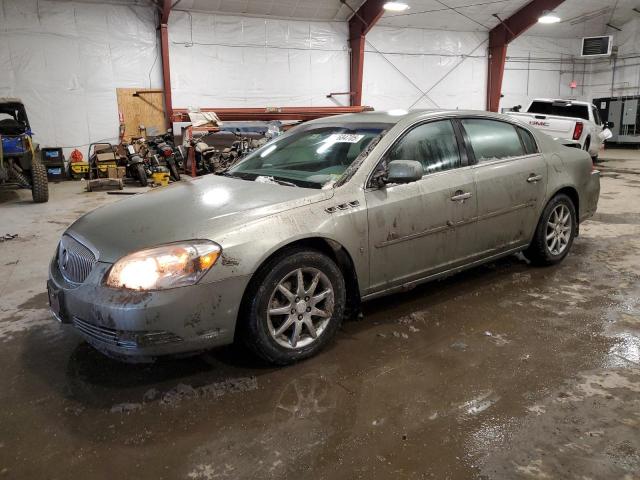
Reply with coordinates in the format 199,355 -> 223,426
527,174 -> 543,183
451,190 -> 472,202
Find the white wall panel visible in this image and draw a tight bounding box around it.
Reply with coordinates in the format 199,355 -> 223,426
0,0 -> 162,155
584,19 -> 640,101
501,36 -> 581,111
4,0 -> 630,155
168,12 -> 350,109
505,23 -> 640,109
361,26 -> 488,111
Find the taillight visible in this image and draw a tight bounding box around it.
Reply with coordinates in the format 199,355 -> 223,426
573,122 -> 583,140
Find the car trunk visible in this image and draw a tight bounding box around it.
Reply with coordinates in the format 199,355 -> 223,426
509,112 -> 577,138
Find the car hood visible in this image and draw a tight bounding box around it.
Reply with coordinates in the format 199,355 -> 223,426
67,175 -> 334,263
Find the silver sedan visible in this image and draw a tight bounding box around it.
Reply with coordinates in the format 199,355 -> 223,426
48,110 -> 600,364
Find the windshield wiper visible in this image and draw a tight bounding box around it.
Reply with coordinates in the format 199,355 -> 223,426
254,175 -> 298,187
222,171 -> 253,181
271,177 -> 299,187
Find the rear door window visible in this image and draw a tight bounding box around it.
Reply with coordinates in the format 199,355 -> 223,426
461,119 -> 525,161
517,127 -> 539,155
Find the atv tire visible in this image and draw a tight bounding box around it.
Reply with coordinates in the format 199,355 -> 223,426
30,162 -> 49,203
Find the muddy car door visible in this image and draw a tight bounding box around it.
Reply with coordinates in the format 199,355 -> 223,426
364,119 -> 477,293
460,118 -> 547,257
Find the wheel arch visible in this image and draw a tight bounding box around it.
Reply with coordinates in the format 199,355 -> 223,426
235,236 -> 362,336
542,185 -> 580,238
551,185 -> 579,220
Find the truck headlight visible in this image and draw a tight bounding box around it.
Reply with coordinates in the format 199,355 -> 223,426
105,241 -> 221,291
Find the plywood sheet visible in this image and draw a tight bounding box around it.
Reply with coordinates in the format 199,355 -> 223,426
116,88 -> 166,141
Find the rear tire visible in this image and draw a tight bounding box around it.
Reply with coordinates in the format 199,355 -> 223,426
239,248 -> 346,365
523,194 -> 576,266
136,163 -> 148,187
30,162 -> 49,203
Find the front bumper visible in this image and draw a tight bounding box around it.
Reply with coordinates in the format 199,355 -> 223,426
48,256 -> 250,360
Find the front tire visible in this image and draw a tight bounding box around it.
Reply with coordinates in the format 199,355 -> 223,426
524,194 -> 576,266
240,248 -> 346,365
30,162 -> 49,203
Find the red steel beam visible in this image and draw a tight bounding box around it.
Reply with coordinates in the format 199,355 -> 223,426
171,106 -> 374,122
160,0 -> 173,129
487,0 -> 565,112
348,0 -> 386,107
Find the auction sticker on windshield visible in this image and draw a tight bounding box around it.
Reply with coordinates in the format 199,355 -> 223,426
327,134 -> 365,143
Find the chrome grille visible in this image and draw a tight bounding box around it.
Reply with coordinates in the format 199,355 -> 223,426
58,235 -> 97,284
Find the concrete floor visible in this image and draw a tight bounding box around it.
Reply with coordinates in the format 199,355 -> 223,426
1,155 -> 639,480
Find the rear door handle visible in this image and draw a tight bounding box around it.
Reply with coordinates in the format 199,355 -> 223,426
451,191 -> 472,202
527,174 -> 543,183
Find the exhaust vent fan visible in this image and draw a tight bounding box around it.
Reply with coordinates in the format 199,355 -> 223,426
581,36 -> 613,57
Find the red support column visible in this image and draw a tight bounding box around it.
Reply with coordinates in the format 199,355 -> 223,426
160,0 -> 173,129
347,0 -> 386,106
487,30 -> 508,113
350,34 -> 365,106
486,0 -> 566,112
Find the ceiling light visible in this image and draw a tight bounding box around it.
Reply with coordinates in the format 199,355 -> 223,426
383,2 -> 409,12
538,10 -> 561,24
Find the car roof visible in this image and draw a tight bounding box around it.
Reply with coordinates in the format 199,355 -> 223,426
0,97 -> 23,104
308,109 -> 516,126
531,98 -> 591,106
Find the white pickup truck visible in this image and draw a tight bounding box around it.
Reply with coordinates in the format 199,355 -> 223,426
507,99 -> 613,161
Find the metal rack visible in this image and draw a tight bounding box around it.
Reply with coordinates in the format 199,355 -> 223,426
171,106 -> 373,123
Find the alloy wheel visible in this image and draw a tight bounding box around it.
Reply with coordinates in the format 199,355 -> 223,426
266,268 -> 334,349
546,204 -> 572,256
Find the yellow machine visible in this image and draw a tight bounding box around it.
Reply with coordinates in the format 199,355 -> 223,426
151,171 -> 170,186
70,145 -> 119,179
69,161 -> 90,179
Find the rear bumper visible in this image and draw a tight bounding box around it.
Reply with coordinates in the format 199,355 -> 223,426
48,256 -> 250,361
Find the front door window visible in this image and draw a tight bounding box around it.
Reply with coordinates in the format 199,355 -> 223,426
387,120 -> 461,174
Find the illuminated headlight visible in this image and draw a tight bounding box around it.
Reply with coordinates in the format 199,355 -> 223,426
105,241 -> 221,291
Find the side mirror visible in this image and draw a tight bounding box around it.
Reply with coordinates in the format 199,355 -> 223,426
599,128 -> 613,141
604,121 -> 614,129
386,160 -> 423,184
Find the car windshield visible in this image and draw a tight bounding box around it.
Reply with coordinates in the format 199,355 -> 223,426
226,124 -> 390,188
527,101 -> 590,121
